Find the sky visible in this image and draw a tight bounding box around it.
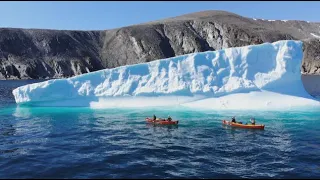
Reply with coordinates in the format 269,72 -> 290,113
1,1 -> 319,30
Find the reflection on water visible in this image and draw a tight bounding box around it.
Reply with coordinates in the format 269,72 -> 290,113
0,124 -> 16,137
0,148 -> 20,155
13,107 -> 32,118
146,123 -> 179,129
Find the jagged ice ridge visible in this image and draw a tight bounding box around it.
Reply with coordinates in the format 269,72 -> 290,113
12,40 -> 320,110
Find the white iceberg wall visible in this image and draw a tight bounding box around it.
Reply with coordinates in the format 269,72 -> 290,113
12,40 -> 319,109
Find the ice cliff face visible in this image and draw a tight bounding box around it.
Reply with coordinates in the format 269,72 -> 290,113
12,40 -> 319,109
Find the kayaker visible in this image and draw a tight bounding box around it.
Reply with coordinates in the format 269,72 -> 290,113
167,115 -> 172,121
231,116 -> 236,123
231,117 -> 243,124
153,114 -> 156,121
250,118 -> 256,125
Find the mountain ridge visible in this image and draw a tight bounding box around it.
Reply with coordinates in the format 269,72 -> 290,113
1,10 -> 320,80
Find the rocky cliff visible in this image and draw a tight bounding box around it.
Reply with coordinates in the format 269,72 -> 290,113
301,38 -> 320,74
1,10 -> 320,79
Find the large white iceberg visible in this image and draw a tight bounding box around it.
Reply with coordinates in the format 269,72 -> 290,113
12,40 -> 320,110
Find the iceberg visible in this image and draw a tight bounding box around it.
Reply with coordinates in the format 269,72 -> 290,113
12,40 -> 320,110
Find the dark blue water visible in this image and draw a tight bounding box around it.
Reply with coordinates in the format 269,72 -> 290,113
1,80 -> 320,178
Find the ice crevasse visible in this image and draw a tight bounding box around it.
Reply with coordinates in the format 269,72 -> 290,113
12,40 -> 320,110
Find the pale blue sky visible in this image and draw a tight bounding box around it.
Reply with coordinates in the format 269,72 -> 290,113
1,1 -> 319,30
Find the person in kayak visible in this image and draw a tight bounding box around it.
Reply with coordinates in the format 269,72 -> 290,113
250,118 -> 256,125
167,115 -> 172,121
231,116 -> 236,123
231,116 -> 242,124
153,114 -> 157,121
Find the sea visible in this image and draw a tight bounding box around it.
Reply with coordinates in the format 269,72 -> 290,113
0,80 -> 319,178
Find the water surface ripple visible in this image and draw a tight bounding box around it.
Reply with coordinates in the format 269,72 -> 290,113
0,80 -> 319,178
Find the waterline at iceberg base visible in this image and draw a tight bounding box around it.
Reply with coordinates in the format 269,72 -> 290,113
12,40 -> 320,110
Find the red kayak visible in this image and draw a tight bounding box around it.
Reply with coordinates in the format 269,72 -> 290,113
145,118 -> 179,125
222,120 -> 265,130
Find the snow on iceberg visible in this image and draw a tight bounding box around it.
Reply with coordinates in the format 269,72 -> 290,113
12,40 -> 320,110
